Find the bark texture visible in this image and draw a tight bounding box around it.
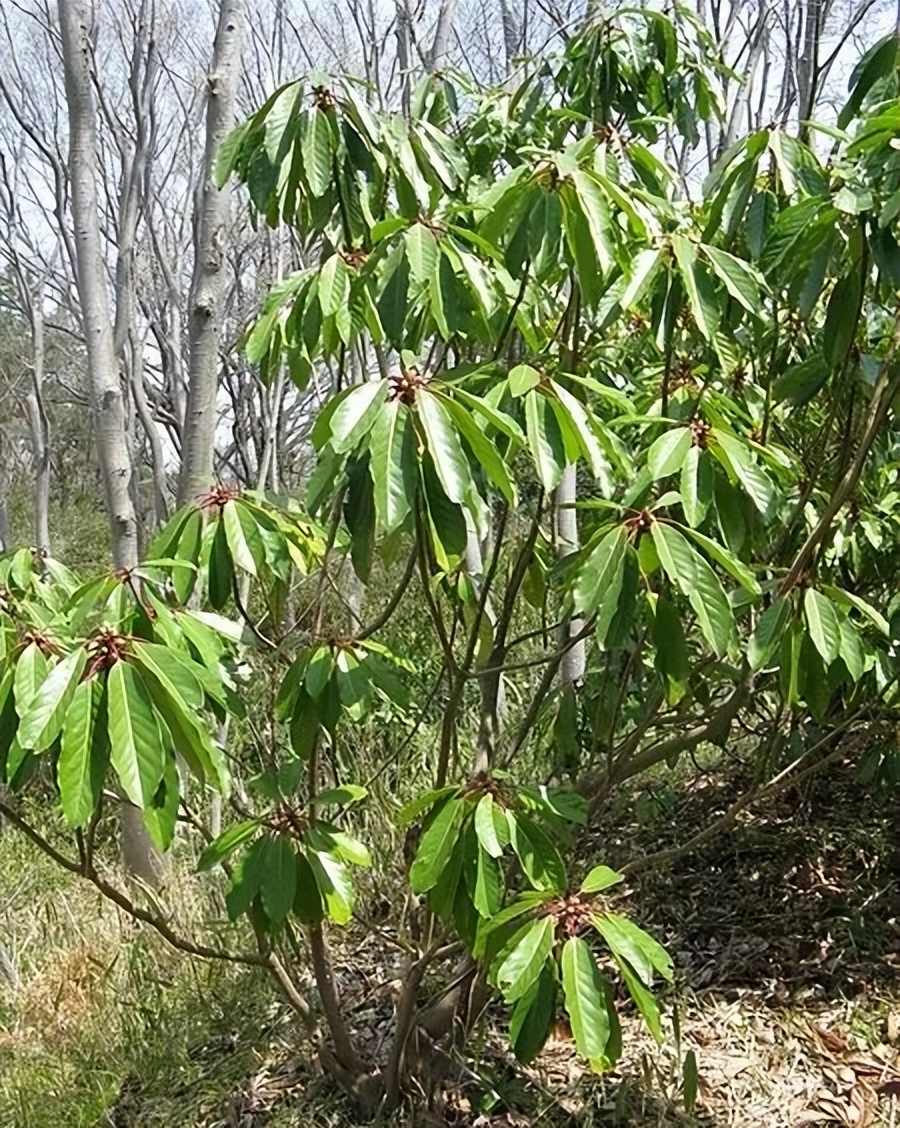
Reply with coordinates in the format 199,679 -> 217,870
178,0 -> 245,505
59,0 -> 162,886
59,0 -> 140,572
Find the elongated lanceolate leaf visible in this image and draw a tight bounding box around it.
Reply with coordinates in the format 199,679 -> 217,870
57,678 -> 105,828
107,661 -> 166,809
561,937 -> 613,1063
495,916 -> 555,1002
416,390 -> 470,504
18,647 -> 87,752
368,399 -> 415,532
651,522 -> 736,656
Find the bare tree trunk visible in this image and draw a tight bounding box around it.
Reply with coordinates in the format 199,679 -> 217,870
428,0 -> 459,70
178,0 -> 245,506
59,0 -> 162,886
24,289 -> 51,556
556,463 -> 586,688
499,0 -> 523,69
0,428 -> 11,553
396,0 -> 414,116
59,0 -> 140,571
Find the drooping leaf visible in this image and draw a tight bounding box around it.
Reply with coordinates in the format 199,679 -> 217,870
653,595 -> 689,705
525,391 -> 566,493
208,518 -> 234,611
260,834 -> 298,927
748,598 -> 791,671
804,588 -> 842,664
474,792 -> 503,859
368,399 -> 415,532
416,390 -> 470,505
573,526 -> 627,618
680,445 -> 712,528
507,813 -> 566,893
13,643 -> 49,721
651,522 -> 736,655
107,661 -> 166,810
614,954 -> 663,1043
509,962 -> 557,1064
561,937 -> 613,1064
57,678 -> 105,828
592,911 -> 673,985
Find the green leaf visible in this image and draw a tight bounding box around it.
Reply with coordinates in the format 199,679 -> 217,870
838,33 -> 898,128
701,244 -> 763,314
619,247 -> 664,311
510,962 -> 557,1064
173,508 -> 203,603
508,813 -> 566,893
18,647 -> 87,752
107,661 -> 166,809
684,1049 -> 699,1113
314,784 -> 368,807
261,834 -> 297,927
302,105 -> 335,196
573,526 -> 627,617
525,391 -> 566,493
409,797 -> 465,892
509,364 -> 541,398
225,838 -> 268,920
396,785 -> 458,827
653,595 -> 689,705
680,446 -> 712,528
592,911 -> 673,985
672,235 -> 718,341
572,171 -> 613,269
710,432 -> 773,515
823,268 -> 863,370
614,954 -> 663,1043
822,585 -> 889,635
748,598 -> 791,670
561,937 -> 612,1063
472,845 -> 504,917
416,390 -> 470,505
647,427 -> 691,480
293,851 -> 325,923
198,820 -> 260,871
57,679 -> 105,828
308,848 -> 354,925
222,500 -> 257,576
130,641 -> 205,713
368,399 -> 415,532
651,522 -> 736,656
495,916 -> 555,1003
444,396 -> 516,504
405,222 -> 439,287
13,642 -> 49,721
474,792 -> 503,858
804,588 -> 842,664
581,865 -> 624,894
318,255 -> 351,319
680,526 -> 761,594
143,754 -> 180,852
328,381 -> 387,455
208,518 -> 234,610
551,381 -> 609,483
